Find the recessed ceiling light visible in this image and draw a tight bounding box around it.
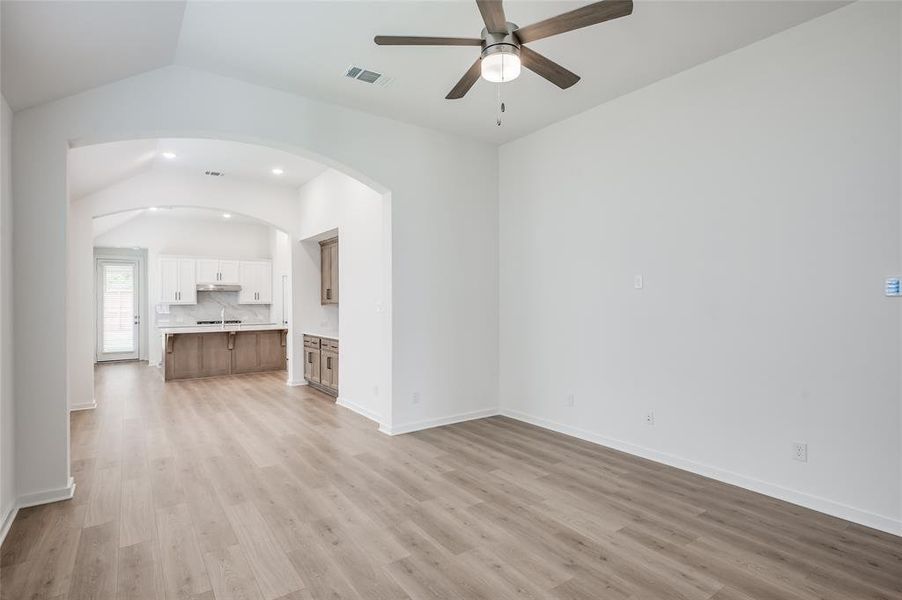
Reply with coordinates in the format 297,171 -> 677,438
271,168 -> 284,176
148,207 -> 159,211
161,152 -> 176,159
222,213 -> 232,219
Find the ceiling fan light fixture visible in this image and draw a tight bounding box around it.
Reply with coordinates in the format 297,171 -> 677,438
481,44 -> 521,83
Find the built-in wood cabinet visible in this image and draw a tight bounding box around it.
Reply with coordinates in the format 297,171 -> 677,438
160,257 -> 197,304
239,261 -> 273,305
303,336 -> 321,384
320,238 -> 338,305
303,334 -> 338,396
197,259 -> 240,285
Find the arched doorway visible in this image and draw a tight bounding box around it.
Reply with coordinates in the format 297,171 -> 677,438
66,137 -> 393,490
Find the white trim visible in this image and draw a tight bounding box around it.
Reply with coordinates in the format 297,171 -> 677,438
0,478 -> 78,545
286,379 -> 307,387
380,407 -> 499,436
500,408 -> 902,537
70,399 -> 97,411
336,396 -> 381,424
17,477 -> 76,509
0,506 -> 18,546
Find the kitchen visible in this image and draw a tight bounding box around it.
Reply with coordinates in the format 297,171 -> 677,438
156,239 -> 338,392
95,208 -> 341,394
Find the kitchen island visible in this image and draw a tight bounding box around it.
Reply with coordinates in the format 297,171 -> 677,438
161,323 -> 288,381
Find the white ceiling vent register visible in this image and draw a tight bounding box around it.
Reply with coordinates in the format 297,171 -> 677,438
204,170 -> 225,177
345,66 -> 393,87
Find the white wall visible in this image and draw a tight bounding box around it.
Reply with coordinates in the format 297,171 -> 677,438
15,65 -> 498,501
269,229 -> 292,328
69,169 -> 300,411
295,169 -> 386,423
500,1 -> 901,534
93,211 -> 274,365
0,95 -> 16,536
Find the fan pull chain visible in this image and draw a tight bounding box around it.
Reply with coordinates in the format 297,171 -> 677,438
496,83 -> 505,127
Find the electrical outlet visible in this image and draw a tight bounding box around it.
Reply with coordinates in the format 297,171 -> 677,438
634,274 -> 644,289
645,410 -> 655,425
412,391 -> 421,405
793,442 -> 808,462
566,393 -> 575,407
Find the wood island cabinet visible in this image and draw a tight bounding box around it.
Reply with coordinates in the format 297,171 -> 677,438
164,328 -> 287,381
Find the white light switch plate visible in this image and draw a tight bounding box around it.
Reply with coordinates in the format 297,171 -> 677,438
634,275 -> 643,289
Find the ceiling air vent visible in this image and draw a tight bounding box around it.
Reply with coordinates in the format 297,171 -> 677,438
345,65 -> 392,87
204,170 -> 225,177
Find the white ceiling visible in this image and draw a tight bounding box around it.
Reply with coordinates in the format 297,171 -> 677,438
68,137 -> 328,198
3,1 -> 847,143
1,1 -> 186,111
93,207 -> 268,241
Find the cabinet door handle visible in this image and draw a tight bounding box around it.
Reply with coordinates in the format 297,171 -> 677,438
326,289 -> 331,300
327,356 -> 332,369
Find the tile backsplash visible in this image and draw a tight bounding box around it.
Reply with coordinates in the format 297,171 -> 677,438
156,291 -> 271,327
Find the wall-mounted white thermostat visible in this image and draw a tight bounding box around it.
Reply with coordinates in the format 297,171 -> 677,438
886,278 -> 901,296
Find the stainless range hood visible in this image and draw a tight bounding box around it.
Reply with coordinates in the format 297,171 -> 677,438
196,284 -> 242,292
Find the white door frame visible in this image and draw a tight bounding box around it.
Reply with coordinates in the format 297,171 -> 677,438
95,255 -> 142,362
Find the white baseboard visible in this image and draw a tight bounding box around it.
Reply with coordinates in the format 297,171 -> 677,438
336,396 -> 382,424
500,408 -> 902,537
286,379 -> 307,387
17,477 -> 76,509
380,407 -> 500,436
0,505 -> 18,546
70,399 -> 97,411
0,477 -> 78,545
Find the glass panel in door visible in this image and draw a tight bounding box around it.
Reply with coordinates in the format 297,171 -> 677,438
98,260 -> 139,361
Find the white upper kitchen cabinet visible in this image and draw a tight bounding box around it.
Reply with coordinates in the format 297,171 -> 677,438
196,259 -> 240,285
219,260 -> 240,284
160,257 -> 197,304
239,261 -> 272,304
196,259 -> 219,285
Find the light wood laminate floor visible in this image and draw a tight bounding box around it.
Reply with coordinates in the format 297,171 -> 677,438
2,362 -> 901,600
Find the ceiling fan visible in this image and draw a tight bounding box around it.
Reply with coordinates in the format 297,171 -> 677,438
374,0 -> 633,99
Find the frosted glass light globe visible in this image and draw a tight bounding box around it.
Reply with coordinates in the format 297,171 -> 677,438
481,49 -> 521,83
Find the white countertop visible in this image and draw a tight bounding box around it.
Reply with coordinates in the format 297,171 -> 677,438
159,323 -> 287,335
304,332 -> 339,340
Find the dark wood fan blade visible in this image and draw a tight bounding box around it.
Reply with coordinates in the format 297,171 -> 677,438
476,0 -> 508,33
446,59 -> 482,99
374,35 -> 482,46
515,0 -> 632,44
520,46 -> 580,89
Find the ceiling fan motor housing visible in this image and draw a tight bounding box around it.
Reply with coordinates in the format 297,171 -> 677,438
480,23 -> 520,61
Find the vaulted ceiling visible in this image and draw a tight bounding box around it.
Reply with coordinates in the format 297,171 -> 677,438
2,1 -> 847,143
68,138 -> 327,199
